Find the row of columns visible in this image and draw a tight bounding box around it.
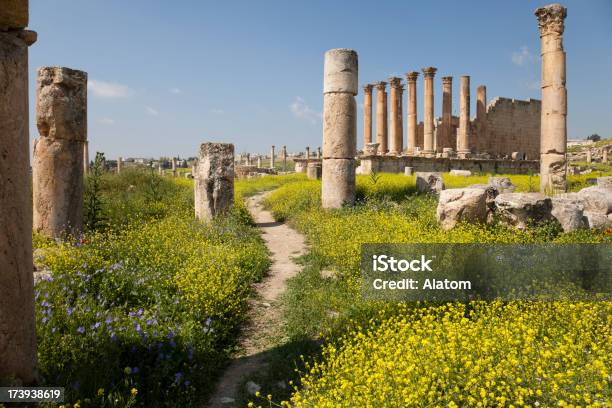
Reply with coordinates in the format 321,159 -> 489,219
364,68 -> 480,157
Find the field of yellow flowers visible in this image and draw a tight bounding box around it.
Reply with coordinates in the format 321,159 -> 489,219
254,172 -> 611,407
33,169 -> 275,407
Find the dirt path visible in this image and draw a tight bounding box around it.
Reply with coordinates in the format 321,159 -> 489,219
206,192 -> 306,407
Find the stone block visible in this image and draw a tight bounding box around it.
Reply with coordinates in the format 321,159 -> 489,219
597,176 -> 612,190
363,143 -> 379,156
404,166 -> 413,176
584,211 -> 612,230
551,197 -> 587,232
449,169 -> 471,177
488,176 -> 516,193
416,172 -> 444,194
494,193 -> 553,229
575,186 -> 612,215
436,188 -> 487,231
323,48 -> 358,95
307,162 -> 322,180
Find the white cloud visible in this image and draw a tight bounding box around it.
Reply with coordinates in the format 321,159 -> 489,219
210,109 -> 224,115
289,97 -> 322,124
169,87 -> 182,94
145,106 -> 159,116
97,117 -> 115,125
88,79 -> 132,98
512,46 -> 534,66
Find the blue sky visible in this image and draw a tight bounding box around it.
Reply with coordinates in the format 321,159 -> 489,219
28,0 -> 612,159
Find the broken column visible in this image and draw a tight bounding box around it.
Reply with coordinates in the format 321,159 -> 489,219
422,67 -> 437,157
536,3 -> 568,194
388,77 -> 403,155
0,0 -> 38,384
322,48 -> 357,208
270,145 -> 275,169
363,84 -> 373,147
117,156 -> 122,174
457,75 -> 471,158
195,143 -> 234,221
375,81 -> 388,155
405,71 -> 419,154
441,76 -> 453,150
307,161 -> 322,180
33,66 -> 87,239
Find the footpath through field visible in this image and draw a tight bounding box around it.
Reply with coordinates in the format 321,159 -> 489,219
207,191 -> 306,407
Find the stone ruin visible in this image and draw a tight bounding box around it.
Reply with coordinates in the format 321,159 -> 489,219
0,0 -> 38,385
194,143 -> 235,221
33,66 -> 88,239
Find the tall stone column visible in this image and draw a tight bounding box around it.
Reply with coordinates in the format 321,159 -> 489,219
0,1 -> 38,384
405,71 -> 419,154
375,81 -> 388,155
441,76 -> 453,150
33,66 -> 87,239
117,156 -> 122,174
388,77 -> 403,155
363,84 -> 373,147
305,146 -> 310,159
282,145 -> 287,170
316,146 -> 321,159
476,85 -> 487,149
322,48 -> 357,208
270,145 -> 275,169
194,143 -> 234,222
457,76 -> 471,158
422,67 -> 437,157
83,141 -> 89,175
536,4 -> 568,194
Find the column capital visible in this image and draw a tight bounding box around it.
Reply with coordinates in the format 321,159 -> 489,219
442,76 -> 453,85
362,83 -> 373,93
388,77 -> 403,88
374,81 -> 387,91
535,3 -> 567,37
405,71 -> 419,83
421,67 -> 437,78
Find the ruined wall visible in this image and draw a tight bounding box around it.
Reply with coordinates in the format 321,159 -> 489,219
477,97 -> 541,159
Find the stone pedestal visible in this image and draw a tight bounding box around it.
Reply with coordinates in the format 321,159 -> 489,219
536,4 -> 568,194
405,72 -> 419,154
307,161 -> 322,180
0,5 -> 38,385
441,76 -> 453,150
422,67 -> 437,157
363,84 -> 373,146
195,143 -> 234,221
322,48 -> 357,208
375,81 -> 388,155
33,66 -> 87,239
457,76 -> 471,158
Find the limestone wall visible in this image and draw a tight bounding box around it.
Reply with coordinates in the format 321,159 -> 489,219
477,97 -> 541,159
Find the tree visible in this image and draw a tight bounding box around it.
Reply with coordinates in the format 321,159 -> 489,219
586,134 -> 601,142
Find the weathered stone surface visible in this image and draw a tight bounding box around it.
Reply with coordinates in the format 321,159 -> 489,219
0,27 -> 37,385
436,188 -> 487,231
416,172 -> 444,194
468,183 -> 500,221
307,162 -> 322,180
0,0 -> 28,30
575,186 -> 612,215
322,159 -> 355,208
551,197 -> 587,232
323,48 -> 358,95
322,93 -> 356,158
597,176 -> 612,190
584,211 -> 612,230
195,143 -> 234,221
32,137 -> 84,236
494,193 -> 553,229
450,169 -> 471,176
488,176 -> 516,193
540,152 -> 567,194
36,67 -> 87,141
294,159 -> 307,173
363,142 -> 379,156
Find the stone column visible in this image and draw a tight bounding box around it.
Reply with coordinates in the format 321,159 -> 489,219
405,71 -> 419,154
536,4 -> 568,194
33,66 -> 87,239
422,67 -> 437,157
83,141 -> 89,175
586,148 -> 592,164
388,77 -> 403,155
0,1 -> 38,384
158,159 -> 163,175
603,148 -> 608,164
194,143 -> 234,221
441,76 -> 453,150
457,76 -> 471,158
270,145 -> 275,169
363,84 -> 373,146
477,85 -> 487,149
316,146 -> 321,159
282,145 -> 287,170
305,146 -> 310,159
322,48 -> 357,208
117,156 -> 122,174
375,81 -> 388,155
257,156 -> 262,167
171,157 -> 177,176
